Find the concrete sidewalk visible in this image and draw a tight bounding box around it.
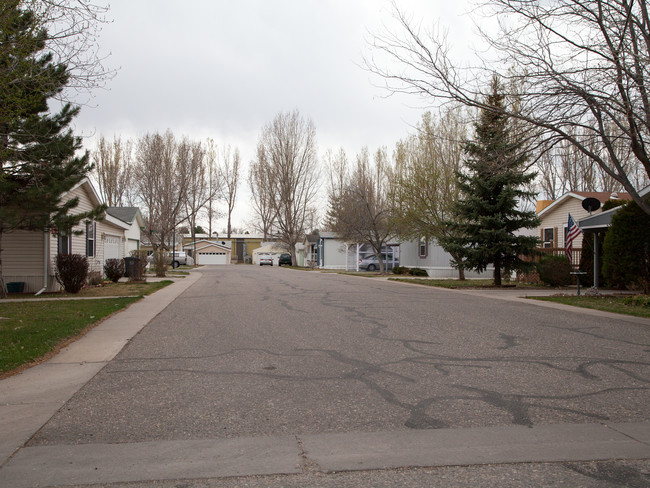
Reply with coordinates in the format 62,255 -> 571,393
1,422 -> 649,487
0,272 -> 202,466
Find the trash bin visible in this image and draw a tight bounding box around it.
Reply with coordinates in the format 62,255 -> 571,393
123,257 -> 141,279
6,282 -> 24,293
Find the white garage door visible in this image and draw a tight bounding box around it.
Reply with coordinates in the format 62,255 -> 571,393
198,251 -> 227,265
104,235 -> 121,260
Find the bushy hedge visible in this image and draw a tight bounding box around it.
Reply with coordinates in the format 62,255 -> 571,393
409,267 -> 428,277
104,258 -> 124,282
391,266 -> 428,277
603,200 -> 650,293
55,254 -> 88,293
536,255 -> 572,287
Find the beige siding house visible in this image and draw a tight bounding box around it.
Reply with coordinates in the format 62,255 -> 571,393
536,191 -> 631,250
2,178 -> 138,293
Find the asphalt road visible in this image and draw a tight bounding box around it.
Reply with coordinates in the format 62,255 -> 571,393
21,266 -> 650,485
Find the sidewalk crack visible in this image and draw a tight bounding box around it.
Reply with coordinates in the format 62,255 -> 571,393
296,436 -> 324,474
604,423 -> 650,447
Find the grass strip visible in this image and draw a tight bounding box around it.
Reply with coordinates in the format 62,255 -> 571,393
8,280 -> 172,299
0,297 -> 141,373
389,278 -> 516,288
531,295 -> 650,319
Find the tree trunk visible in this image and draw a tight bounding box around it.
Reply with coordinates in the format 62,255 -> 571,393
457,266 -> 466,281
451,252 -> 466,280
0,230 -> 7,299
493,257 -> 502,286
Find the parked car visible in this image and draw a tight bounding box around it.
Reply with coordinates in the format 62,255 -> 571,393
259,255 -> 273,266
170,251 -> 190,268
146,251 -> 192,268
278,253 -> 292,266
358,253 -> 399,271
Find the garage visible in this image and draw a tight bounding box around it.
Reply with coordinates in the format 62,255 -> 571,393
187,240 -> 231,265
104,235 -> 122,260
197,251 -> 228,265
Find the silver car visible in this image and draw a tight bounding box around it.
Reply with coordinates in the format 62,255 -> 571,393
259,255 -> 273,266
358,253 -> 399,271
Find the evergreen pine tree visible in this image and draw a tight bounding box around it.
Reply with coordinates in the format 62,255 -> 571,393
0,2 -> 101,297
441,76 -> 540,285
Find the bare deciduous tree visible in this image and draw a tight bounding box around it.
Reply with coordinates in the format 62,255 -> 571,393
25,0 -> 115,99
133,131 -> 190,276
391,108 -> 467,278
203,138 -> 222,237
218,145 -> 240,239
183,141 -> 211,258
328,147 -> 397,273
92,135 -> 133,206
366,0 -> 650,213
256,111 -> 320,264
248,149 -> 277,240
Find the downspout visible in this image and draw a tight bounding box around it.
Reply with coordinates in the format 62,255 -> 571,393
35,231 -> 49,295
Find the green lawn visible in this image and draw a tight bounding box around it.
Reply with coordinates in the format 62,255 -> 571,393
0,280 -> 173,375
531,295 -> 650,319
388,278 -> 527,288
7,280 -> 172,299
0,297 -> 140,374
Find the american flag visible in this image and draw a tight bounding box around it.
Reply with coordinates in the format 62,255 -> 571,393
566,213 -> 582,263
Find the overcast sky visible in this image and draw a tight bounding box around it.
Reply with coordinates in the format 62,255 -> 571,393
74,0 -> 475,231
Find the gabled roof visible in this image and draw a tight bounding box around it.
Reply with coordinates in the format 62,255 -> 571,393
63,178 -> 128,231
183,239 -> 230,251
63,177 -> 103,208
537,191 -> 631,218
106,207 -> 142,226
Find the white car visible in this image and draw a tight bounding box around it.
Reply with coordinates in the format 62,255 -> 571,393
259,255 -> 273,266
147,251 -> 192,268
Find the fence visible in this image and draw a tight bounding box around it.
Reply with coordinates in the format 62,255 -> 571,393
536,247 -> 582,269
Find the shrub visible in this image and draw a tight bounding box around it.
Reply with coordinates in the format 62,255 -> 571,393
55,254 -> 88,293
409,268 -> 428,277
392,266 -> 410,275
536,255 -> 572,287
104,258 -> 124,282
603,200 -> 650,294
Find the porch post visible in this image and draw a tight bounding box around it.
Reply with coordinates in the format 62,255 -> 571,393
593,231 -> 599,289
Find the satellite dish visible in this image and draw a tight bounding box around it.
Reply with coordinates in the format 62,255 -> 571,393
582,197 -> 601,213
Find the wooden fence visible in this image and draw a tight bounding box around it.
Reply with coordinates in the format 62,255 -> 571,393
536,247 -> 582,269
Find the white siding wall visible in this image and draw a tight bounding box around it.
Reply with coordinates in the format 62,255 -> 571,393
2,231 -> 47,293
399,239 -> 493,278
538,198 -> 591,249
321,239 -> 349,269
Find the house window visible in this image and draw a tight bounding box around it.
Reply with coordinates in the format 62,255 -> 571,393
58,230 -> 72,255
543,228 -> 554,248
419,237 -> 428,258
86,221 -> 96,257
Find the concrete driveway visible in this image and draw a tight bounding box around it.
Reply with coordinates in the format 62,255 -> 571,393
1,266 -> 648,487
